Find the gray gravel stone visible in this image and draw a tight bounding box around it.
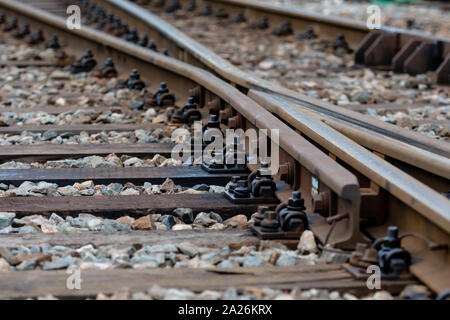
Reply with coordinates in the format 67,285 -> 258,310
164,288 -> 196,300
192,184 -> 209,191
130,255 -> 160,265
0,226 -> 17,234
217,260 -> 234,268
297,230 -> 318,254
14,246 -> 31,255
99,185 -> 115,196
57,185 -> 79,196
49,213 -> 64,225
319,248 -> 350,264
42,130 -> 58,141
173,208 -> 194,224
209,185 -> 225,193
165,252 -> 178,265
0,212 -> 15,230
144,244 -> 178,253
176,243 -> 199,258
301,289 -> 330,299
234,255 -> 264,267
130,101 -> 144,110
329,291 -> 341,300
276,253 -> 297,266
16,260 -> 36,271
101,219 -> 131,232
11,218 -> 26,228
223,287 -> 238,300
40,243 -> 51,254
160,215 -> 176,230
193,212 -> 223,226
49,245 -> 73,254
67,217 -> 86,228
86,218 -> 103,231
30,246 -> 40,254
18,226 -> 38,234
42,256 -> 76,270
56,222 -> 72,232
81,252 -> 98,262
34,182 -> 58,195
148,285 -> 167,300
201,252 -> 219,262
80,189 -> 95,196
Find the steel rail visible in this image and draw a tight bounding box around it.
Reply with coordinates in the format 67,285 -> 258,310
94,0 -> 450,159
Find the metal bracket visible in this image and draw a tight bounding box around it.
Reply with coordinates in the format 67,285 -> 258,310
250,192 -> 309,239
224,163 -> 278,204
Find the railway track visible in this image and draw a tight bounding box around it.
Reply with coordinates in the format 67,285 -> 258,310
64,0 -> 450,169
0,0 -> 448,300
